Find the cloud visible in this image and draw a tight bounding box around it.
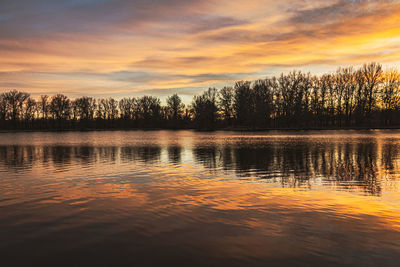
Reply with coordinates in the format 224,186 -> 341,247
1,0 -> 400,99
289,0 -> 355,25
0,0 -> 213,38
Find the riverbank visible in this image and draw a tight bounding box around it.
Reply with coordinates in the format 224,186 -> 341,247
1,125 -> 400,133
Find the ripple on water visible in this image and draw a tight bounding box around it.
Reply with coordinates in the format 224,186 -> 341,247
0,130 -> 400,266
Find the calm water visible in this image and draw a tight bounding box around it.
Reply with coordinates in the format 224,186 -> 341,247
1,130 -> 400,266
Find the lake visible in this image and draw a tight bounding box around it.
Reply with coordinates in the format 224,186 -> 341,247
1,130 -> 400,266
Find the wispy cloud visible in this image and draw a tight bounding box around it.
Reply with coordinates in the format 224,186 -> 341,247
0,0 -> 400,100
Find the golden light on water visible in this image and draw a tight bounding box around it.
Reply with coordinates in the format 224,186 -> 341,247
1,131 -> 400,265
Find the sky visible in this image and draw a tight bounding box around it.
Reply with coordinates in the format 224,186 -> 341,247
1,0 -> 400,102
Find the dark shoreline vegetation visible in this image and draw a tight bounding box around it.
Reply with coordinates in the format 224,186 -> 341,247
1,62 -> 400,131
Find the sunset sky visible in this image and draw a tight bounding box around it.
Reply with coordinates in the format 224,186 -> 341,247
1,0 -> 400,101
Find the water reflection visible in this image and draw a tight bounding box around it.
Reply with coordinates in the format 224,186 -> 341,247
167,145 -> 182,164
1,131 -> 400,266
0,137 -> 399,196
120,146 -> 161,163
0,145 -> 162,169
193,140 -> 393,196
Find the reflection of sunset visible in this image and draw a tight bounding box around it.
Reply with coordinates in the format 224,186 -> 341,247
11,171 -> 400,259
0,131 -> 400,266
1,131 -> 400,265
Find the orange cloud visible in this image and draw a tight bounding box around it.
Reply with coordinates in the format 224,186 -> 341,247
0,0 -> 400,99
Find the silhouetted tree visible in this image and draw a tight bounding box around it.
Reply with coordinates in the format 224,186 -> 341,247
24,97 -> 37,121
335,67 -> 356,126
119,98 -> 136,120
362,62 -> 383,122
105,98 -> 119,120
137,96 -> 161,127
276,72 -> 304,126
381,69 -> 400,125
0,94 -> 6,122
253,79 -> 275,128
219,86 -> 234,124
0,62 -> 399,130
234,81 -> 252,126
39,95 -> 49,120
166,94 -> 185,127
50,94 -> 71,120
191,88 -> 218,129
3,90 -> 30,122
73,96 -> 96,121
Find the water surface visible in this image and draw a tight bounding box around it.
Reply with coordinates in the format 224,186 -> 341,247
1,130 -> 400,266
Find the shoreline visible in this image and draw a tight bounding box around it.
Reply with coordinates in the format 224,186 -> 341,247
1,126 -> 400,134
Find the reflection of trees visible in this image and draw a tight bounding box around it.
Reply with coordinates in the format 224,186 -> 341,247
0,145 -> 37,169
167,146 -> 182,164
0,145 -> 162,170
97,146 -> 118,163
193,146 -> 218,169
193,140 -> 399,196
120,146 -> 161,163
0,140 -> 398,196
50,146 -> 73,166
381,142 -> 398,170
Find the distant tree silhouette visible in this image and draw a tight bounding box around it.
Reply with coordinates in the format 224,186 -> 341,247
24,97 -> 37,122
191,88 -> 218,129
49,94 -> 71,129
136,96 -> 161,127
0,62 -> 399,131
233,81 -> 252,126
4,90 -> 29,121
253,79 -> 275,128
166,94 -> 185,128
381,69 -> 400,125
0,95 -> 7,122
39,95 -> 49,119
363,63 -> 383,122
73,96 -> 96,121
119,98 -> 136,120
219,86 -> 234,124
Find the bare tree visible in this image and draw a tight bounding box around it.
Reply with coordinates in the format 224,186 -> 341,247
105,98 -> 119,120
234,81 -> 252,125
337,67 -> 356,126
119,98 -> 136,120
3,90 -> 30,121
73,96 -> 96,120
137,96 -> 161,126
24,97 -> 37,121
362,62 -> 383,117
39,95 -> 49,119
253,79 -> 274,127
191,88 -> 219,129
50,94 -> 71,120
219,86 -> 234,123
0,94 -> 6,121
381,69 -> 400,125
166,94 -> 185,121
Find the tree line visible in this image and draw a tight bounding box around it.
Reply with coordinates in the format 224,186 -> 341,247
1,62 -> 399,130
